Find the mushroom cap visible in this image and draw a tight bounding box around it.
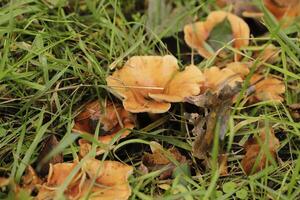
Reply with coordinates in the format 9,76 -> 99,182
73,100 -> 135,155
264,0 -> 300,20
106,55 -> 205,113
250,74 -> 285,102
203,66 -> 243,93
225,62 -> 250,78
184,11 -> 250,59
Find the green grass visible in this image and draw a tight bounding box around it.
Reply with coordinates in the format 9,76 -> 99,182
0,0 -> 299,199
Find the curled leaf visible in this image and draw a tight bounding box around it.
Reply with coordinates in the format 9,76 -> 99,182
219,154 -> 229,176
184,11 -> 250,60
106,55 -> 204,113
36,135 -> 63,177
241,127 -> 280,174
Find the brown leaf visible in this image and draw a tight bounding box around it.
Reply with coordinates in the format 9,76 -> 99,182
36,135 -> 63,178
141,142 -> 186,180
106,55 -> 205,113
241,127 -> 280,174
184,11 -> 250,60
218,154 -> 229,176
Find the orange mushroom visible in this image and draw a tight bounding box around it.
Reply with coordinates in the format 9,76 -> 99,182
249,74 -> 285,102
73,100 -> 135,143
184,11 -> 250,60
203,66 -> 243,93
264,0 -> 300,21
225,62 -> 250,78
73,100 -> 135,156
37,159 -> 133,200
106,55 -> 205,113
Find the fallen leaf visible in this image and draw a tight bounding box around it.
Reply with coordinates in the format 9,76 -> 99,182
218,154 -> 229,176
141,142 -> 187,180
184,11 -> 250,60
36,135 -> 63,177
187,69 -> 243,160
249,74 -> 285,102
106,55 -> 204,113
241,127 -> 280,174
73,100 -> 135,156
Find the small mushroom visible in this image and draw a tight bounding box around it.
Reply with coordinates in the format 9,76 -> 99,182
184,11 -> 250,60
106,55 -> 205,113
73,100 -> 135,156
264,0 -> 300,21
37,159 -> 133,200
225,62 -> 250,78
249,74 -> 285,102
73,100 -> 135,143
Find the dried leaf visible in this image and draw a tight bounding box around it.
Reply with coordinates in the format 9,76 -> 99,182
36,135 -> 63,178
141,142 -> 187,180
249,74 -> 285,102
187,83 -> 241,160
106,55 -> 204,113
219,154 -> 229,176
184,11 -> 250,60
241,127 -> 280,174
